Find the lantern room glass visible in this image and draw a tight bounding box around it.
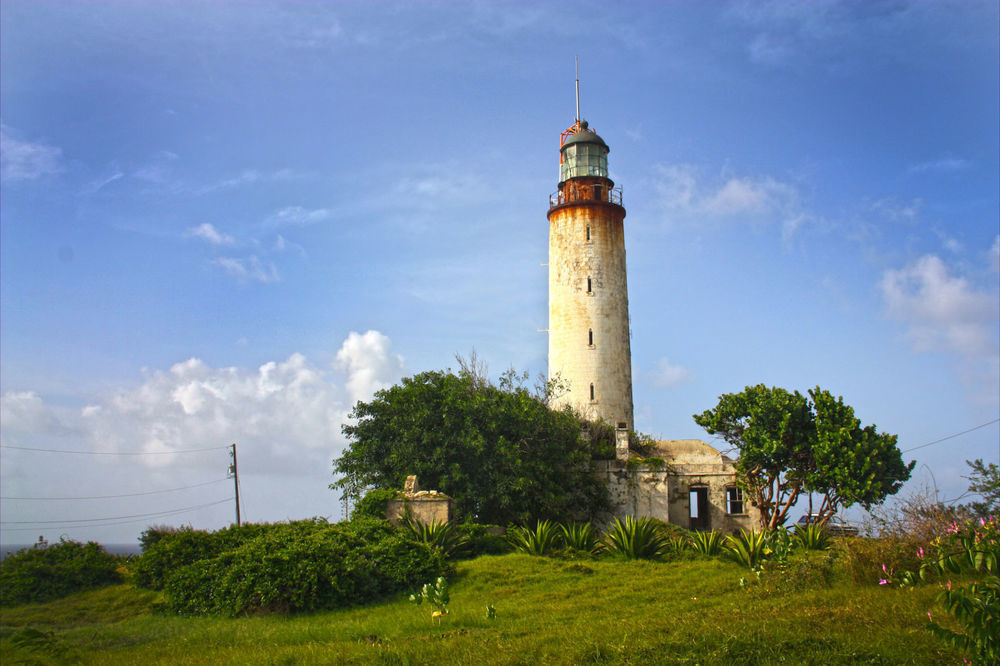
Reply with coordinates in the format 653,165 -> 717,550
560,141 -> 608,181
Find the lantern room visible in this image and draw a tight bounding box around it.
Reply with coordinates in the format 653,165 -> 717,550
559,120 -> 609,183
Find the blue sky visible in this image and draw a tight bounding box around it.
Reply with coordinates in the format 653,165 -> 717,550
2,1 -> 997,545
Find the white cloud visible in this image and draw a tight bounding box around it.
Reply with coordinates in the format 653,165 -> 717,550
0,125 -> 63,180
211,256 -> 279,283
0,332 -> 407,472
908,157 -> 969,174
199,168 -> 298,193
187,223 -> 236,246
881,251 -> 999,406
335,330 -> 405,405
871,197 -> 922,221
0,391 -> 73,436
272,206 -> 332,225
653,164 -> 805,236
650,358 -> 694,389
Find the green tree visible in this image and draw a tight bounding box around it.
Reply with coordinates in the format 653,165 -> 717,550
332,366 -> 608,525
694,384 -> 913,529
963,458 -> 1000,518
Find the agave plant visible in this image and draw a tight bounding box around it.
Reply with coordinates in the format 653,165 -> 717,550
402,519 -> 468,559
560,522 -> 597,553
793,523 -> 831,551
723,529 -> 772,569
688,530 -> 725,556
599,516 -> 671,560
507,520 -> 561,556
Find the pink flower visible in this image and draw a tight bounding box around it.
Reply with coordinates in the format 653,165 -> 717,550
927,611 -> 932,620
917,546 -> 924,558
947,581 -> 951,590
879,579 -> 889,585
881,563 -> 888,573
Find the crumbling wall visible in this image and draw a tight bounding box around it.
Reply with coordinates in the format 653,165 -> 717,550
594,440 -> 760,533
384,475 -> 454,526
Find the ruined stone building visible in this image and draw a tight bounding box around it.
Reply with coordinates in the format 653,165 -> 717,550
547,105 -> 758,533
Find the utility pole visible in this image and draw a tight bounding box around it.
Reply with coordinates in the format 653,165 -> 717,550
228,443 -> 241,526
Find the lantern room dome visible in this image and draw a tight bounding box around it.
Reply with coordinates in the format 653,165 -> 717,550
561,121 -> 608,150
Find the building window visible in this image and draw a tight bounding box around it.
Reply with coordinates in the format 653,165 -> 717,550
589,383 -> 595,401
588,328 -> 594,346
586,225 -> 591,241
726,487 -> 744,515
587,277 -> 592,293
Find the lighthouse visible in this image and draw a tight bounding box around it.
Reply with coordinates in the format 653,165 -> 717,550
547,91 -> 634,434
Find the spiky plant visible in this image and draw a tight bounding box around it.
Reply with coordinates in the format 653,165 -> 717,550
793,523 -> 831,551
599,516 -> 671,561
507,520 -> 561,556
401,519 -> 468,559
688,530 -> 725,556
559,522 -> 597,553
723,529 -> 774,569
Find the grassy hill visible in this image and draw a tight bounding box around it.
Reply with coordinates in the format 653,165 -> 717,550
0,553 -> 958,664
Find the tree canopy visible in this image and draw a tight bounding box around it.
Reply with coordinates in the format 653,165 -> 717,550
694,385 -> 914,529
331,367 -> 608,525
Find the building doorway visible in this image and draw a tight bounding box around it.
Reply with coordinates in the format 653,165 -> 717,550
689,487 -> 710,531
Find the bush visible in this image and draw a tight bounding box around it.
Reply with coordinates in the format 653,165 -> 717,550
160,518 -> 449,616
133,528 -> 220,590
402,519 -> 469,559
834,536 -> 924,585
508,520 -> 562,556
352,488 -> 401,521
0,539 -> 122,606
455,522 -> 511,558
560,522 -> 597,553
599,516 -> 672,561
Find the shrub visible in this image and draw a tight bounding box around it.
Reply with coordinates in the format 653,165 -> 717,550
688,530 -> 725,556
402,519 -> 469,559
508,520 -> 561,556
133,528 -> 220,590
352,488 -> 401,521
560,522 -> 597,553
0,539 -> 122,606
793,523 -> 831,550
600,516 -> 671,561
723,529 -> 771,570
162,518 -> 448,616
834,536 -> 924,585
455,522 -> 511,558
883,515 -> 999,664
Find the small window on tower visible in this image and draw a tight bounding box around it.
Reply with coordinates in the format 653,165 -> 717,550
588,329 -> 594,346
586,225 -> 591,241
590,383 -> 595,401
587,277 -> 592,293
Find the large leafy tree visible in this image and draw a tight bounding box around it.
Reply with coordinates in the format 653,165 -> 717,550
694,385 -> 913,529
332,367 -> 608,525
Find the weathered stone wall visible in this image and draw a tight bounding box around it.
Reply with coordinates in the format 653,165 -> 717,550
385,478 -> 453,526
594,440 -> 760,533
548,195 -> 633,431
385,493 -> 453,526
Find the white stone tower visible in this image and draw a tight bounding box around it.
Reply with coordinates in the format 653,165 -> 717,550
547,109 -> 634,433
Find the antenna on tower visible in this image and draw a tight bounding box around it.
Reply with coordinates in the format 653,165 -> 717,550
575,55 -> 580,123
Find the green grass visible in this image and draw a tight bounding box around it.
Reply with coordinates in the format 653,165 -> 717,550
0,553 -> 962,664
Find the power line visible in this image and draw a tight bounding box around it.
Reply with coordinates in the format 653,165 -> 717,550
0,499 -> 233,533
0,499 -> 231,525
902,418 -> 1000,454
2,478 -> 228,501
0,444 -> 229,455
